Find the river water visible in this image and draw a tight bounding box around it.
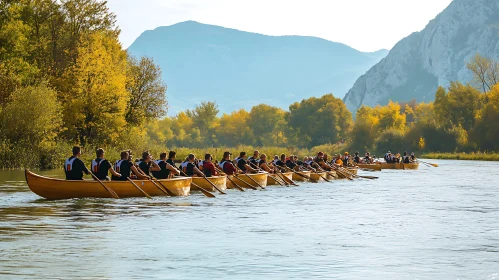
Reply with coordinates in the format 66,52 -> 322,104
0,160 -> 498,279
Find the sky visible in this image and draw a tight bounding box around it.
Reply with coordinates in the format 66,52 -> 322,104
106,0 -> 453,53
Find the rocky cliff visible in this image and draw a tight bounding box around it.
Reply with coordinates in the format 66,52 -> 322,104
343,0 -> 499,113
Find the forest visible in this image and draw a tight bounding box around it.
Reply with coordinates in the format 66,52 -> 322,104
1,1 -> 498,168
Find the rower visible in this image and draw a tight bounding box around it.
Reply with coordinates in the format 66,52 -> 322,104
236,152 -> 257,173
152,152 -> 180,179
285,155 -> 300,171
180,156 -> 189,174
353,152 -> 361,164
410,152 -> 416,162
65,146 -> 90,180
138,151 -> 161,176
201,153 -> 218,177
402,152 -> 411,164
334,154 -> 343,167
343,152 -> 350,167
315,152 -> 332,171
112,151 -> 149,181
364,152 -> 373,164
259,153 -> 274,173
248,150 -> 260,166
166,151 -> 178,169
92,148 -> 122,181
219,151 -> 237,175
384,151 -> 392,163
185,154 -> 204,177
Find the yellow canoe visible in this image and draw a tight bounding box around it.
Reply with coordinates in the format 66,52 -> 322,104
309,172 -> 327,182
25,169 -> 191,200
347,168 -> 358,175
292,171 -> 311,182
227,172 -> 268,189
326,171 -> 338,180
267,172 -> 293,186
356,163 -> 382,171
191,176 -> 227,192
381,162 -> 419,170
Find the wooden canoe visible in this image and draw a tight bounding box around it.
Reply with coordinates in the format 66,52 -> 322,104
267,172 -> 293,186
191,176 -> 227,192
25,169 -> 191,200
292,171 -> 311,182
309,172 -> 327,182
227,172 -> 268,189
356,163 -> 382,171
380,162 -> 419,170
347,168 -> 358,175
326,171 -> 338,180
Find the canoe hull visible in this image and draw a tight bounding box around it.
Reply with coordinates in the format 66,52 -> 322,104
191,176 -> 227,192
25,170 -> 192,200
326,171 -> 337,180
356,164 -> 382,171
347,168 -> 358,175
267,172 -> 293,185
381,162 -> 419,170
292,171 -> 311,182
309,172 -> 327,182
227,173 -> 268,189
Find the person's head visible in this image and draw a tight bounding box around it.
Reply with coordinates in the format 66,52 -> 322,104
120,151 -> 129,160
168,151 -> 176,159
280,153 -> 286,161
142,151 -> 151,162
367,152 -> 370,156
274,155 -> 279,160
323,154 -> 328,160
96,148 -> 104,158
317,152 -> 324,159
344,152 -> 349,157
239,151 -> 246,159
72,146 -> 81,157
404,151 -> 407,156
160,152 -> 167,160
303,156 -> 308,162
388,151 -> 391,155
188,153 -> 195,162
260,153 -> 267,161
411,152 -> 414,155
253,150 -> 259,157
355,152 -> 359,156
223,151 -> 232,160
293,155 -> 298,161
336,154 -> 341,159
205,153 -> 212,161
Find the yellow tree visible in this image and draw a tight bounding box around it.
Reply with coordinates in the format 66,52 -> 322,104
217,109 -> 252,147
61,31 -> 128,145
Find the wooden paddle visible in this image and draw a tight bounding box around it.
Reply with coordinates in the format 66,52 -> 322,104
200,174 -> 227,194
338,167 -> 378,180
177,169 -> 218,197
90,172 -> 120,199
127,178 -> 152,199
268,163 -> 299,186
233,163 -> 266,189
419,160 -> 438,167
249,162 -> 286,186
214,166 -> 245,192
232,174 -> 259,190
283,166 -> 313,180
150,178 -> 175,196
330,166 -> 354,181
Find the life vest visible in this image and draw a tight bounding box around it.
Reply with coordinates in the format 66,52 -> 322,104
65,157 -> 77,172
180,161 -> 189,169
155,160 -> 164,165
91,158 -> 102,173
114,160 -> 124,172
219,159 -> 227,169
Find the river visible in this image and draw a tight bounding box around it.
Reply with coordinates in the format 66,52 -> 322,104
0,160 -> 498,279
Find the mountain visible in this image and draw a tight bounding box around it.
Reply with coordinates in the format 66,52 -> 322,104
343,0 -> 499,113
127,21 -> 388,115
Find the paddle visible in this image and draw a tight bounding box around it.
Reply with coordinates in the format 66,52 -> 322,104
329,166 -> 354,181
200,174 -> 226,195
233,163 -> 266,189
214,166 -> 245,192
313,170 -> 331,182
283,166 -> 313,180
337,166 -> 378,180
90,172 -> 120,199
127,178 -> 152,199
249,162 -> 286,186
268,163 -> 299,186
150,178 -> 175,196
419,160 -> 438,167
177,169 -> 218,197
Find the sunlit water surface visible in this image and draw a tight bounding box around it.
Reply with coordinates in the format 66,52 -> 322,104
1,160 -> 498,279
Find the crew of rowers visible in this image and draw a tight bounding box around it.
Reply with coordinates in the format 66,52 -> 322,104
64,146 -> 370,181
383,151 -> 417,164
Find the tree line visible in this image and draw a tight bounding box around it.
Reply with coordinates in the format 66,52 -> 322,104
1,1 -> 498,169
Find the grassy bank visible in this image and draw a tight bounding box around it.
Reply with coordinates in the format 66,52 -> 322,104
422,152 -> 499,161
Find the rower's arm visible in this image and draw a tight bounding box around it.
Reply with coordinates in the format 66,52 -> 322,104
150,161 -> 161,172
109,167 -> 121,177
167,164 -> 180,175
194,166 -> 204,177
132,165 -> 149,179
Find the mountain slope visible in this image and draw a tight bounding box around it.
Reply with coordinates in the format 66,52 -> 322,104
343,0 -> 499,113
128,21 -> 388,115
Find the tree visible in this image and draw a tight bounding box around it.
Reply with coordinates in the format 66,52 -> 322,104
125,56 -> 167,126
0,84 -> 62,145
185,101 -> 219,145
247,104 -> 287,146
466,54 -> 499,93
470,84 -> 499,151
217,109 -> 252,147
288,94 -> 352,148
61,31 -> 128,145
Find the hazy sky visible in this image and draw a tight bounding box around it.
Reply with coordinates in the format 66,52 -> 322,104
107,0 -> 453,52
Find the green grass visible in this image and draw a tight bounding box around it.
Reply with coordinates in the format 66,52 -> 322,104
421,152 -> 499,161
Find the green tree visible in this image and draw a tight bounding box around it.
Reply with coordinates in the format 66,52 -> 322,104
247,104 -> 287,146
125,56 -> 167,126
185,101 -> 219,145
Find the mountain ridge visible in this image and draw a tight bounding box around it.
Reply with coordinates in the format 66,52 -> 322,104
128,20 -> 388,115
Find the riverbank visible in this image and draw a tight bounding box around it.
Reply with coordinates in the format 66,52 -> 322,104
422,152 -> 499,161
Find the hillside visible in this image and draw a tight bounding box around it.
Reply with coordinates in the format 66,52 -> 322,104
343,0 -> 499,113
128,21 -> 388,114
